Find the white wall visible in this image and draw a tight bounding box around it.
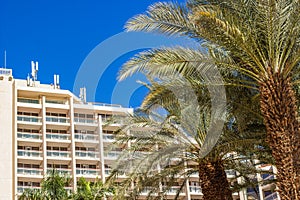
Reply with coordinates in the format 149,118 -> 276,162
0,76 -> 14,200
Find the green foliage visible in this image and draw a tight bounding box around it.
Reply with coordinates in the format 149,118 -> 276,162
19,170 -> 113,200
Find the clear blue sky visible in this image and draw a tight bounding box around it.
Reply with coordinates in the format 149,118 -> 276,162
0,0 -> 186,108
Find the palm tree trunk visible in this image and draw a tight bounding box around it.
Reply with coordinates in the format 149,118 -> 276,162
198,159 -> 233,200
260,71 -> 300,200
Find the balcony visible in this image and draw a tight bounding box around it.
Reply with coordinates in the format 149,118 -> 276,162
140,187 -> 156,195
18,98 -> 39,104
163,186 -> 183,195
46,116 -> 70,123
18,150 -> 42,158
189,186 -> 202,194
45,100 -> 65,104
47,168 -> 71,176
190,171 -> 199,178
104,151 -> 121,160
17,168 -> 43,176
17,186 -> 40,194
17,116 -> 42,123
46,133 -> 70,140
47,150 -> 71,158
75,133 -> 98,141
17,132 -> 42,140
75,151 -> 100,159
225,169 -> 236,178
103,134 -> 115,142
74,118 -> 97,125
104,168 -> 111,176
76,168 -> 100,176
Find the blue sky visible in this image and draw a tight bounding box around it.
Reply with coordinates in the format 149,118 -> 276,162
0,0 -> 186,108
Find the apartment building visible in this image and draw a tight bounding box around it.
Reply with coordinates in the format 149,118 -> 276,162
0,66 -> 278,200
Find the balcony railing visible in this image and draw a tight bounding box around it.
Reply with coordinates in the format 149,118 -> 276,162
17,116 -> 42,123
265,192 -> 278,200
163,186 -> 182,194
75,133 -> 98,141
18,150 -> 42,158
45,100 -> 65,105
46,133 -> 70,140
75,151 -> 99,159
17,98 -> 39,104
103,134 -> 115,141
140,187 -> 156,195
17,132 -> 42,140
74,117 -> 97,124
189,186 -> 202,194
104,151 -> 121,160
47,150 -> 71,158
46,116 -> 70,123
76,168 -> 100,176
225,169 -> 236,177
47,168 -> 71,175
17,186 -> 40,194
17,168 -> 43,176
105,168 -> 111,175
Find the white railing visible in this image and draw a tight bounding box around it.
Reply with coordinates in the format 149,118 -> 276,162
46,133 -> 70,140
17,98 -> 39,104
189,186 -> 202,194
47,168 -> 71,175
163,186 -> 182,194
46,116 -> 70,123
103,134 -> 115,141
18,150 -> 42,158
47,150 -> 71,158
17,168 -> 43,176
17,116 -> 42,123
225,169 -> 236,177
76,168 -> 100,176
264,192 -> 279,200
45,100 -> 66,105
75,133 -> 98,141
75,151 -> 99,158
17,186 -> 40,194
104,151 -> 121,160
17,132 -> 42,140
74,118 -> 97,124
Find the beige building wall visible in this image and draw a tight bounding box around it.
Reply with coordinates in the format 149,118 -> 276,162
0,72 -> 14,200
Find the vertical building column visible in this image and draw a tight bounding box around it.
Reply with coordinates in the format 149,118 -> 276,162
41,96 -> 47,176
237,176 -> 247,200
13,81 -> 18,199
98,115 -> 106,183
256,172 -> 264,200
0,76 -> 14,199
184,160 -> 191,200
69,96 -> 77,190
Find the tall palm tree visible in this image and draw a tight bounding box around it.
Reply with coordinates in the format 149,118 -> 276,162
107,79 -> 271,200
119,1 -> 300,198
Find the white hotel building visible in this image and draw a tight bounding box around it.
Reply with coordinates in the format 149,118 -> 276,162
0,66 -> 278,200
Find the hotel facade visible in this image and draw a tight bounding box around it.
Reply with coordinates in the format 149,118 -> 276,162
0,67 -> 278,200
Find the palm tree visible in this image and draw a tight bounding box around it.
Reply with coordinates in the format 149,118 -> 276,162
107,79 -> 271,200
19,189 -> 43,200
74,177 -> 112,200
19,169 -> 71,200
41,169 -> 71,200
119,1 -> 300,198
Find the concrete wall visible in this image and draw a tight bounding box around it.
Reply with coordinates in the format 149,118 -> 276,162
0,75 -> 14,200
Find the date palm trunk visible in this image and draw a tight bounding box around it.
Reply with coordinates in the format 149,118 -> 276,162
198,159 -> 233,200
260,71 -> 300,200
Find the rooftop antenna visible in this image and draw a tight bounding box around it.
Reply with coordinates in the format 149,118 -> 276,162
53,74 -> 60,89
30,61 -> 38,86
